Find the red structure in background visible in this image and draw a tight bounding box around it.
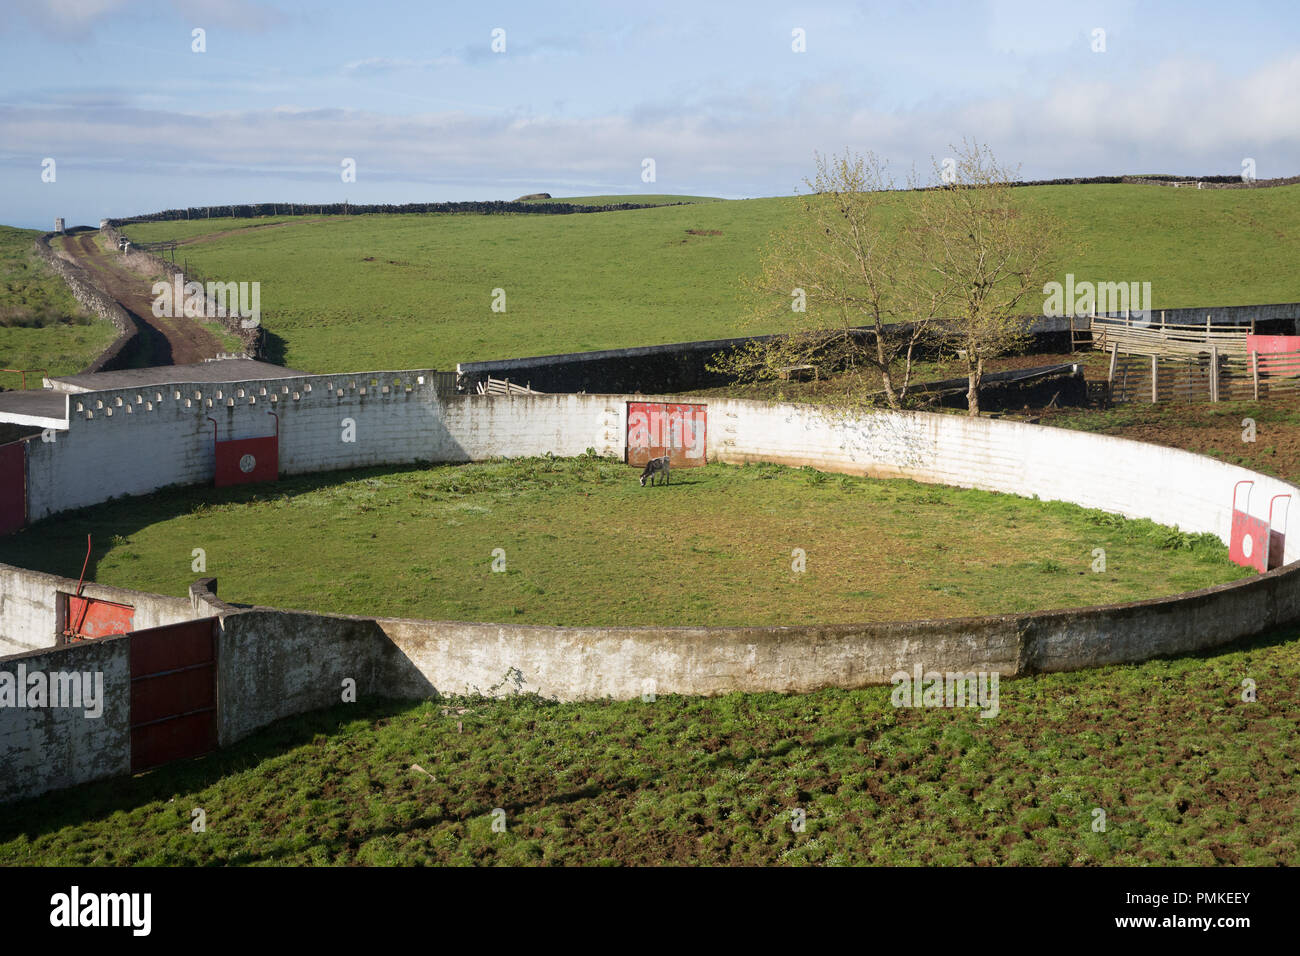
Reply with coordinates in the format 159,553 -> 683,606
0,441 -> 24,535
210,412 -> 279,487
626,402 -> 707,468
1246,334 -> 1300,355
1247,334 -> 1300,380
1230,481 -> 1291,573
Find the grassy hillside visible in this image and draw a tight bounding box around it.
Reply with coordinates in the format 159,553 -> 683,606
0,227 -> 118,382
121,184 -> 1300,373
520,194 -> 721,205
3,627 -> 1295,865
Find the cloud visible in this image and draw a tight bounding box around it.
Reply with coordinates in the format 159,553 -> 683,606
16,0 -> 285,38
1,51 -> 1297,202
341,56 -> 462,76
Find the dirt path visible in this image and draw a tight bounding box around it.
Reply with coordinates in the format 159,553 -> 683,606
60,232 -> 225,367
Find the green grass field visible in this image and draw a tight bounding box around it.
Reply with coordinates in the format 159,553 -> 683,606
0,456 -> 1246,626
2,627 -> 1294,865
0,227 -> 118,382
121,184 -> 1300,373
520,194 -> 720,205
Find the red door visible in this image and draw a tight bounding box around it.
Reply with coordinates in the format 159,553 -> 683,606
627,402 -> 707,468
130,618 -> 219,772
0,441 -> 24,535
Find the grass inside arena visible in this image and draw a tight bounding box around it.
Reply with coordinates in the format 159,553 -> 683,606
1,628 -> 1293,865
0,456 -> 1248,626
120,184 -> 1300,373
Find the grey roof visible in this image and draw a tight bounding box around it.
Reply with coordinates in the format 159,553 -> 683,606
0,389 -> 67,420
49,359 -> 305,394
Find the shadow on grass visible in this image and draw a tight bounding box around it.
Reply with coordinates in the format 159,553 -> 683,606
3,621 -> 1299,856
0,461 -> 449,585
0,696 -> 422,847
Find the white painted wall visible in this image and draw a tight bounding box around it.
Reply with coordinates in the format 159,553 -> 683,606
19,380 -> 1299,564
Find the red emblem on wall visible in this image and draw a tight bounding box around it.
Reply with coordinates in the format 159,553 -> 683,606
210,413 -> 279,487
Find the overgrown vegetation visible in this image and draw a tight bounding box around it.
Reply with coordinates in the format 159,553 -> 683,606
2,627 -> 1295,865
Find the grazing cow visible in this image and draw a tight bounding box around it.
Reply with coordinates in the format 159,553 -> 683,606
639,455 -> 670,486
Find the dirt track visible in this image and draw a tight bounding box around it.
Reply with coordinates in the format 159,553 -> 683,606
60,232 -> 224,367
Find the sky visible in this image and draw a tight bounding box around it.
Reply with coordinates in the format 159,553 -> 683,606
1,0 -> 1298,229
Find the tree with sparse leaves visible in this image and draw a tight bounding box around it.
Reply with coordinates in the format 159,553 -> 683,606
713,150 -> 945,411
910,141 -> 1070,415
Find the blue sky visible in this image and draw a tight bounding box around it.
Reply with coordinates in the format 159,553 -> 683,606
2,0 -> 1298,228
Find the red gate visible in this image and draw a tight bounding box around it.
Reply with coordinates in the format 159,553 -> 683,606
0,441 -> 24,535
627,402 -> 707,468
210,413 -> 279,487
61,593 -> 135,642
130,618 -> 219,772
1229,481 -> 1291,572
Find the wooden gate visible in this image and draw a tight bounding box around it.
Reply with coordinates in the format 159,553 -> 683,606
0,441 -> 24,535
626,402 -> 707,468
130,618 -> 219,772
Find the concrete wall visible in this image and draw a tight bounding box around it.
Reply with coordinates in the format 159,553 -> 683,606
0,563 -> 210,657
25,369 -> 454,521
0,636 -> 131,803
455,317 -> 1078,396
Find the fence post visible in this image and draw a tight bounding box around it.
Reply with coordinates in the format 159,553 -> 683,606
1210,345 -> 1219,402
1151,355 -> 1159,403
1252,349 -> 1260,401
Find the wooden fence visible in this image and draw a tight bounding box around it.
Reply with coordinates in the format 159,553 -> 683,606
475,376 -> 542,395
1091,313 -> 1300,404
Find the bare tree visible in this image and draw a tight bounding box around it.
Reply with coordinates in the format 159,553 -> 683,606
713,150 -> 943,410
909,141 -> 1069,415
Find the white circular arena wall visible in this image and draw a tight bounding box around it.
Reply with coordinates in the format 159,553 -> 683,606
4,368 -> 1300,802
4,368 -> 1299,698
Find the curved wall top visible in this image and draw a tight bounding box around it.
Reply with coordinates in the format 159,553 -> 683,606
4,367 -> 1299,699
18,368 -> 1297,565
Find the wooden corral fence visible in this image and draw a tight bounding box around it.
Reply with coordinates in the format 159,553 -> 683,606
475,376 -> 542,396
1086,313 -> 1300,404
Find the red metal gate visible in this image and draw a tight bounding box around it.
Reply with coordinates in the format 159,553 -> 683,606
210,413 -> 279,487
61,593 -> 135,642
130,618 -> 219,772
1229,481 -> 1290,572
627,402 -> 707,468
0,441 -> 24,535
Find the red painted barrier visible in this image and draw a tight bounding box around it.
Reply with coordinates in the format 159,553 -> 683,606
1230,509 -> 1270,573
62,594 -> 135,641
1246,334 -> 1300,354
627,402 -> 707,468
214,434 -> 278,486
0,441 -> 23,535
129,618 -> 218,772
211,413 -> 279,487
